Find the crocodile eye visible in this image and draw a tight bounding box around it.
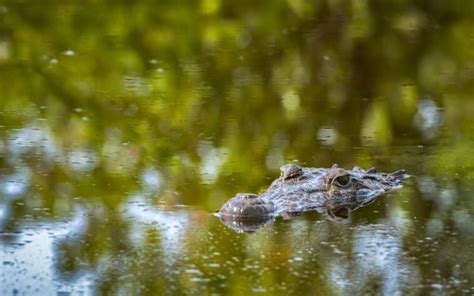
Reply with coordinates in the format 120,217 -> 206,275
333,174 -> 352,188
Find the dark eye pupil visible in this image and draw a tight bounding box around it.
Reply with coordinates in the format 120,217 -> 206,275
336,175 -> 350,186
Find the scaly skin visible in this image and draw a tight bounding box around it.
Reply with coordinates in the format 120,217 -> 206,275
219,164 -> 408,220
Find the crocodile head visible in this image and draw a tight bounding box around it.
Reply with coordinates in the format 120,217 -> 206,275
218,164 -> 408,222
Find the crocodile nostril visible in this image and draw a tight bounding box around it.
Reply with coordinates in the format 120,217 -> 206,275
243,193 -> 259,200
235,193 -> 259,200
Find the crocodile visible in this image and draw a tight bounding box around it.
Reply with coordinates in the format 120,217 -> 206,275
218,164 -> 408,232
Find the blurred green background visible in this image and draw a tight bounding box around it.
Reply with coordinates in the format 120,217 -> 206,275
1,0 -> 474,295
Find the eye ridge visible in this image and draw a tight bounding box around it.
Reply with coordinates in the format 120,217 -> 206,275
334,174 -> 352,187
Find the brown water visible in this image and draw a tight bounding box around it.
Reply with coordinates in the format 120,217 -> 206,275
1,1 -> 474,295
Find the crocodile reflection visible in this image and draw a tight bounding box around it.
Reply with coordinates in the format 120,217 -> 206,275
217,164 -> 408,232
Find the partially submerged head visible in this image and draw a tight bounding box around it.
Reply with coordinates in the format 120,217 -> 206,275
218,164 -> 409,222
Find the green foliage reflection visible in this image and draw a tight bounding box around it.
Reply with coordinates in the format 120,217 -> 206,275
1,0 -> 474,294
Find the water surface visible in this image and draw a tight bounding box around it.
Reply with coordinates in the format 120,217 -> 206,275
1,1 -> 474,295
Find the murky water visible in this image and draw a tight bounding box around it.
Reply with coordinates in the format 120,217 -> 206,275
1,1 -> 474,295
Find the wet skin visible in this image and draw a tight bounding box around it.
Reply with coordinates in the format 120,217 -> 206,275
218,164 -> 408,232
